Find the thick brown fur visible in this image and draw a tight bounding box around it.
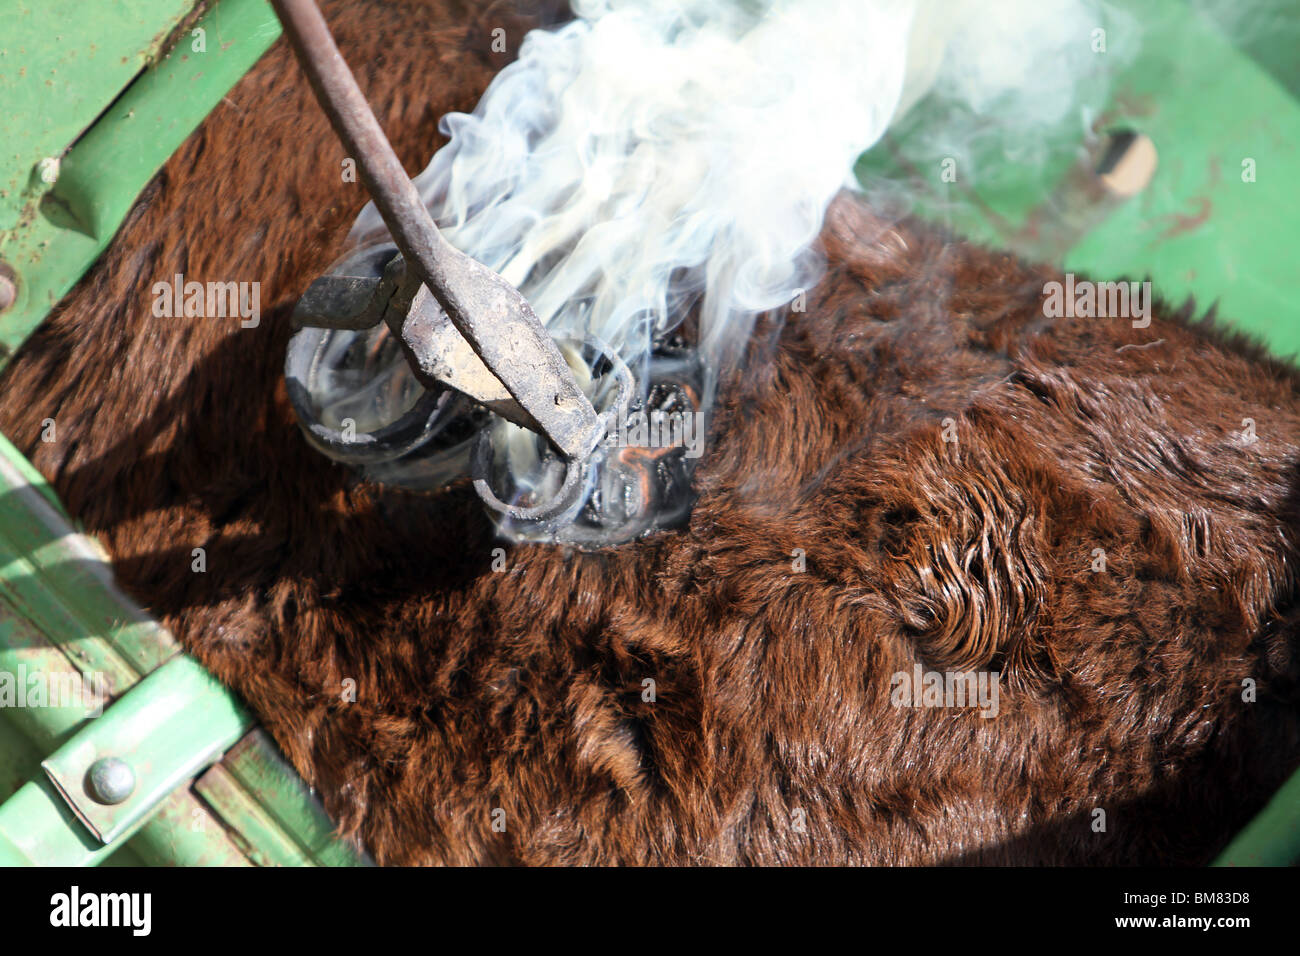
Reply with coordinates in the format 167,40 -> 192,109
2,0 -> 1298,865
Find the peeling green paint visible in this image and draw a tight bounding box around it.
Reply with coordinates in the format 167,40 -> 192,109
0,0 -> 282,363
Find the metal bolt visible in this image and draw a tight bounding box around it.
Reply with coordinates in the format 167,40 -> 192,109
87,757 -> 135,805
1096,129 -> 1157,199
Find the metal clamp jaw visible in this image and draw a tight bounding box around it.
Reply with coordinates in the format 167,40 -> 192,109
291,246 -> 601,459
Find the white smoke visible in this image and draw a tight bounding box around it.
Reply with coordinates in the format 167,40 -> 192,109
349,0 -> 1128,411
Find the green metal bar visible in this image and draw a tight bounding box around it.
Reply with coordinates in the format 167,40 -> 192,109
210,730 -> 369,866
0,545 -> 159,691
0,428 -> 181,757
0,0 -> 283,362
0,412 -> 366,865
0,777 -> 130,866
195,763 -> 317,866
0,610 -> 118,752
0,432 -> 179,679
0,711 -> 44,801
0,779 -> 192,868
0,0 -> 200,233
129,786 -> 257,867
0,649 -> 251,866
0,433 -> 65,515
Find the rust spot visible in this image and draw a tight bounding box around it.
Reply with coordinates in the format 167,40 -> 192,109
1157,196 -> 1212,241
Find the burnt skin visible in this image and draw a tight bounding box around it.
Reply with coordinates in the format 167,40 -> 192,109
1,0 -> 1297,865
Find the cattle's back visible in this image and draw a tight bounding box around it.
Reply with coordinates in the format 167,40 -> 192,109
1,0 -> 1297,864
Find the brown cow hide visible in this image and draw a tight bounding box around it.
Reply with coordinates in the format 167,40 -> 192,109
1,0 -> 1297,864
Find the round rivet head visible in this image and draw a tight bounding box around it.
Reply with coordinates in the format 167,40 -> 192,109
87,757 -> 135,805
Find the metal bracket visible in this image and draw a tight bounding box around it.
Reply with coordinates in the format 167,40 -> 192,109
38,655 -> 251,846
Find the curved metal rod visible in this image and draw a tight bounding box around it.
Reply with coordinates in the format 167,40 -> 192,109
284,325 -> 460,466
472,339 -> 635,523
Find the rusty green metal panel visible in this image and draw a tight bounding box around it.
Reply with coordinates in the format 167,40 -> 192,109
0,652 -> 249,866
0,712 -> 42,805
127,786 -> 256,867
0,778 -> 127,866
0,435 -> 181,681
0,0 -> 283,362
199,730 -> 370,866
0,431 -> 176,756
0,0 -> 199,233
196,763 -> 319,867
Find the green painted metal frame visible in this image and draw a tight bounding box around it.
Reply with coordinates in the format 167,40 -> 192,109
0,0 -> 285,363
41,655 -> 251,847
0,424 -> 258,866
0,656 -> 250,865
0,426 -> 367,865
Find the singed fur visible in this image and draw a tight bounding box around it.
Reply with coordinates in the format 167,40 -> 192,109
1,0 -> 1298,865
